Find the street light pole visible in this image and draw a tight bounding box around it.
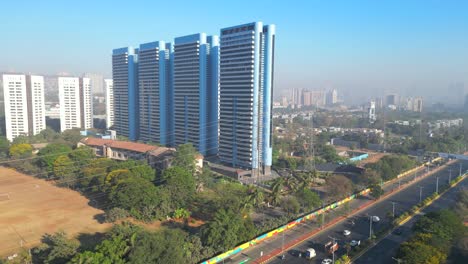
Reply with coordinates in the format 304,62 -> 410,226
419,186 -> 424,203
369,215 -> 373,239
436,176 -> 439,194
281,230 -> 285,260
460,163 -> 462,177
391,201 -> 397,218
328,236 -> 339,264
449,169 -> 452,184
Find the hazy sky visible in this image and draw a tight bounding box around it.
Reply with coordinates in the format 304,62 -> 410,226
1,0 -> 467,104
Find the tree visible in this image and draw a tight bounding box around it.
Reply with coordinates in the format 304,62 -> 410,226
295,188 -> 321,211
69,147 -> 95,167
202,209 -> 255,252
128,229 -> 189,264
53,155 -> 76,187
109,178 -> 163,220
0,136 -> 9,158
61,128 -> 84,147
105,169 -> 133,186
37,143 -> 72,171
370,184 -> 384,200
280,196 -> 300,215
326,175 -> 354,199
173,143 -> 197,173
161,166 -> 195,208
33,231 -> 79,264
130,164 -> 156,182
335,254 -> 351,264
398,240 -> 446,264
9,143 -> 33,159
173,208 -> 191,220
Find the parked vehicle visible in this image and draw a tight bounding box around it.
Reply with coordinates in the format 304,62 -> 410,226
343,230 -> 351,236
305,248 -> 316,259
372,216 -> 380,222
350,240 -> 361,247
322,259 -> 333,264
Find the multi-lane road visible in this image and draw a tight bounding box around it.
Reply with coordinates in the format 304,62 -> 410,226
355,171 -> 467,264
266,160 -> 467,264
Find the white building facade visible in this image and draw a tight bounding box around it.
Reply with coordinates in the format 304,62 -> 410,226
105,79 -> 114,129
2,74 -> 46,141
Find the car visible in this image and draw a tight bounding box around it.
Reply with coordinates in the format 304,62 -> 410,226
322,259 -> 333,264
350,240 -> 361,247
343,230 -> 351,236
372,216 -> 380,222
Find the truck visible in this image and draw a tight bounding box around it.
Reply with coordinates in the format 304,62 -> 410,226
305,248 -> 316,259
324,241 -> 339,254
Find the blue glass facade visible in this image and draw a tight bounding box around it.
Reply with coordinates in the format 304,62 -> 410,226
219,22 -> 275,174
111,22 -> 274,173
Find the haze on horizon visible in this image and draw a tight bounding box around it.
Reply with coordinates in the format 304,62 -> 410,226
1,0 -> 467,105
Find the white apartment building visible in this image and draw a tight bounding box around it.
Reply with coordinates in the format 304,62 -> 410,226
2,74 -> 46,141
58,77 -> 92,131
105,79 -> 114,129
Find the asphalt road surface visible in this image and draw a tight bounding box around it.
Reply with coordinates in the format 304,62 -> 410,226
354,172 -> 467,264
265,160 -> 467,264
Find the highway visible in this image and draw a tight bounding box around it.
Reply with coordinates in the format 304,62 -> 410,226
354,173 -> 467,264
266,160 -> 467,264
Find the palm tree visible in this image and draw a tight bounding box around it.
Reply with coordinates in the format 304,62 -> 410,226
284,176 -> 299,193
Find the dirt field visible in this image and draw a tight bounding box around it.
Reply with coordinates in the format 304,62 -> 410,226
0,167 -> 111,255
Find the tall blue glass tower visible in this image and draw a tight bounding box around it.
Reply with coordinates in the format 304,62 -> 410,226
138,41 -> 172,145
219,22 -> 275,175
112,47 -> 139,140
173,33 -> 219,156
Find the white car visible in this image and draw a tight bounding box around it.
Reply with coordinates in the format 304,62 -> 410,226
350,240 -> 361,247
372,216 -> 380,222
343,230 -> 351,236
322,259 -> 333,264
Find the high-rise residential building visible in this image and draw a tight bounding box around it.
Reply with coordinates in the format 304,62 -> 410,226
219,22 -> 275,175
302,90 -> 312,106
84,73 -> 104,94
138,41 -> 173,146
105,79 -> 114,129
112,47 -> 138,140
291,88 -> 301,106
326,89 -> 337,106
385,93 -> 399,107
281,96 -> 288,107
58,77 -> 92,132
310,90 -> 325,106
368,100 -> 376,123
413,97 -> 423,112
173,34 -> 219,156
80,78 -> 93,129
2,74 -> 46,141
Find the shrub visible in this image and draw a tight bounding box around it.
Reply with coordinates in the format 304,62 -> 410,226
105,207 -> 129,222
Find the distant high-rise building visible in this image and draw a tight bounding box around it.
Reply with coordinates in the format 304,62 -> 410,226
385,93 -> 399,107
58,77 -> 92,132
405,97 -> 413,111
302,90 -> 312,106
291,88 -> 302,106
281,96 -> 288,107
2,74 -> 46,141
112,47 -> 138,140
368,100 -> 376,123
105,79 -> 114,129
326,89 -> 337,106
219,22 -> 275,175
413,97 -> 423,112
173,34 -> 219,156
83,73 -> 104,94
310,90 -> 325,106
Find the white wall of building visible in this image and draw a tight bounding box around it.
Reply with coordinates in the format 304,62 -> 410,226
59,77 -> 81,132
3,74 -> 29,141
82,77 -> 93,129
30,75 -> 46,135
105,79 -> 114,129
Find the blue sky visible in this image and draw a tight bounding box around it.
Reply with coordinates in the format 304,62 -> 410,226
1,0 -> 467,103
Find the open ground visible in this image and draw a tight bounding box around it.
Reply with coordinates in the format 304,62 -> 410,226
0,167 -> 111,256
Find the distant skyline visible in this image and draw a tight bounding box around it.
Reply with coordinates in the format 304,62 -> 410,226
1,0 -> 467,104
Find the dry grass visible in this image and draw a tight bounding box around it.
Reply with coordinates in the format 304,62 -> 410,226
0,167 -> 111,256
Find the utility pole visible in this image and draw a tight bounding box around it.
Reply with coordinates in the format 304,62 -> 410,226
436,176 -> 439,194
391,201 -> 397,218
459,162 -> 462,176
419,186 -> 424,203
369,215 -> 373,239
328,236 -> 339,264
398,178 -> 401,189
449,169 -> 452,184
